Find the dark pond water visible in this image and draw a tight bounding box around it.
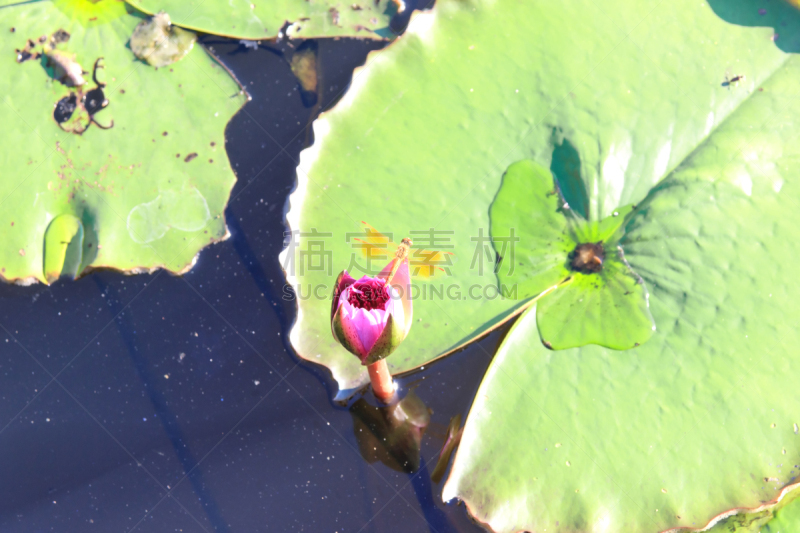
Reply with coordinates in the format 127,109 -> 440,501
0,5 -> 504,532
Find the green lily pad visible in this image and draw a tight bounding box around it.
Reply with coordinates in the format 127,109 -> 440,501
124,0 -> 397,40
490,160 -> 654,350
283,0 -> 800,529
444,54 -> 800,533
0,0 -> 245,284
283,0 -> 800,394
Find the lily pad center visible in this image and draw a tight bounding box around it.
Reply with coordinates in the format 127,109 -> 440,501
568,241 -> 605,274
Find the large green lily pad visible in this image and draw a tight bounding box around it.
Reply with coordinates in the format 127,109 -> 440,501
284,0 -> 800,530
124,0 -> 397,40
443,54 -> 800,533
0,0 -> 246,284
283,0 -> 799,394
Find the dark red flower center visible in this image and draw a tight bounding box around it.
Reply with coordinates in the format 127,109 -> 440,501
347,279 -> 390,311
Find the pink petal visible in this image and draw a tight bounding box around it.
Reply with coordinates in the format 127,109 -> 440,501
338,298 -> 391,356
352,307 -> 387,353
336,299 -> 369,358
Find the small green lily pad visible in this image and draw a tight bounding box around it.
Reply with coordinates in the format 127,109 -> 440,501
0,0 -> 246,284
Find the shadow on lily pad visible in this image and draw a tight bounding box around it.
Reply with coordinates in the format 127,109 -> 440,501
707,0 -> 800,53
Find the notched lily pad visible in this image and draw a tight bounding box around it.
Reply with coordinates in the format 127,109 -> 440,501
490,160 -> 655,350
129,11 -> 195,68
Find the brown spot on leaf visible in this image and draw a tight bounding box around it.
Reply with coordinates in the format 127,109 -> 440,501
208,159 -> 213,163
210,141 -> 216,147
162,131 -> 168,136
329,7 -> 341,25
52,29 -> 70,44
184,153 -> 198,162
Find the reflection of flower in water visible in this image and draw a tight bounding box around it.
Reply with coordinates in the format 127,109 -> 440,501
349,390 -> 430,473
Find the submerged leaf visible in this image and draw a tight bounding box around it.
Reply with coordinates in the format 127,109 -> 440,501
289,40 -> 318,108
350,390 -> 430,473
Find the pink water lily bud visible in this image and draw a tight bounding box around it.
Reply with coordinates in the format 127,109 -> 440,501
330,258 -> 413,366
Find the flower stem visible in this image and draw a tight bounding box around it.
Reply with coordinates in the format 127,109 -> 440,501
367,359 -> 395,403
